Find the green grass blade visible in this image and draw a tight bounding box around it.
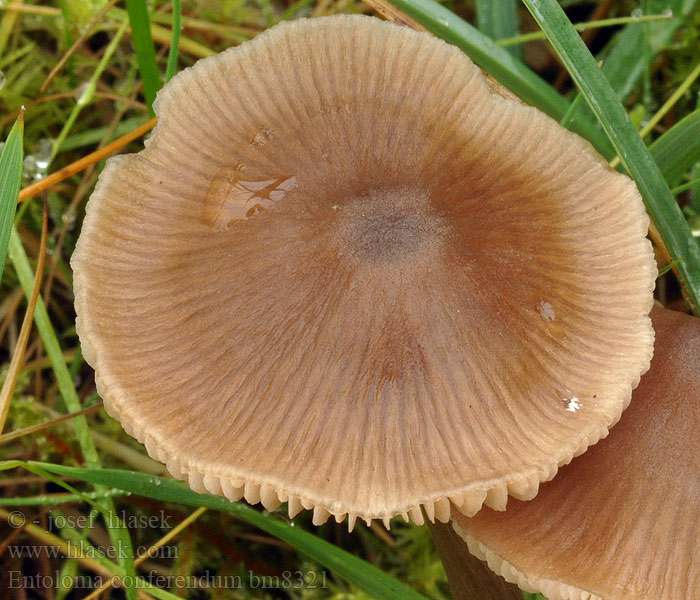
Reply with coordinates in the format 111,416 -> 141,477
601,0 -> 697,101
50,19 -> 129,167
0,0 -> 21,58
641,3 -> 653,113
475,0 -> 521,58
57,0 -> 76,86
7,230 -> 137,599
0,111 -> 23,279
672,178 -> 700,196
521,0 -> 700,312
8,228 -> 101,467
559,92 -> 583,127
497,14 -> 674,47
387,0 -> 614,158
649,109 -> 700,183
0,472 -> 177,600
2,461 -> 136,600
26,462 -> 429,600
164,0 -> 181,82
60,116 -> 149,151
110,6 -> 215,59
0,489 -> 129,506
1,461 -> 128,523
125,0 -> 161,113
574,0 -> 698,139
693,94 -> 700,211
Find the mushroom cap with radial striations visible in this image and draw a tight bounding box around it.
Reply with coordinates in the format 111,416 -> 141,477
72,15 -> 656,527
451,305 -> 700,600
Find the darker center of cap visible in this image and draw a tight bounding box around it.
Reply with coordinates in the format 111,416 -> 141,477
340,187 -> 446,263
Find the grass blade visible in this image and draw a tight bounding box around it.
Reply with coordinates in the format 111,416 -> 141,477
497,14 -> 673,47
7,230 -> 137,599
8,229 -> 102,466
521,0 -> 700,312
386,0 -> 614,157
0,503 -> 180,600
693,95 -> 700,212
0,111 -> 23,279
59,117 -> 148,151
475,0 -> 521,58
0,0 -> 22,58
21,462 -> 430,600
0,200 -> 46,432
48,19 -> 129,168
0,489 -> 129,506
56,0 -> 77,87
125,0 -> 161,112
110,7 -> 215,59
20,117 -> 158,203
650,109 -> 700,183
601,0 -> 697,102
164,0 -> 181,82
640,61 -> 700,141
574,0 -> 698,141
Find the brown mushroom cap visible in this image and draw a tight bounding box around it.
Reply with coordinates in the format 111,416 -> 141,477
72,15 -> 655,526
451,305 -> 700,599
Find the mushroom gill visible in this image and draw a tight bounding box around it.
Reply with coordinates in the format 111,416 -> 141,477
72,15 -> 656,526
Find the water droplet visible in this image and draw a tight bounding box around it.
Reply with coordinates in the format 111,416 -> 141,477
23,155 -> 37,171
202,164 -> 297,230
62,211 -> 76,227
662,8 -> 674,17
631,8 -> 643,18
74,82 -> 88,99
23,154 -> 42,183
562,397 -> 582,412
154,479 -> 161,486
34,139 -> 53,171
689,215 -> 700,237
250,128 -> 275,147
537,300 -> 556,321
74,81 -> 94,105
0,71 -> 6,91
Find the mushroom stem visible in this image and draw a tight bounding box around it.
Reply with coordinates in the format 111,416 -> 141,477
429,522 -> 522,600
